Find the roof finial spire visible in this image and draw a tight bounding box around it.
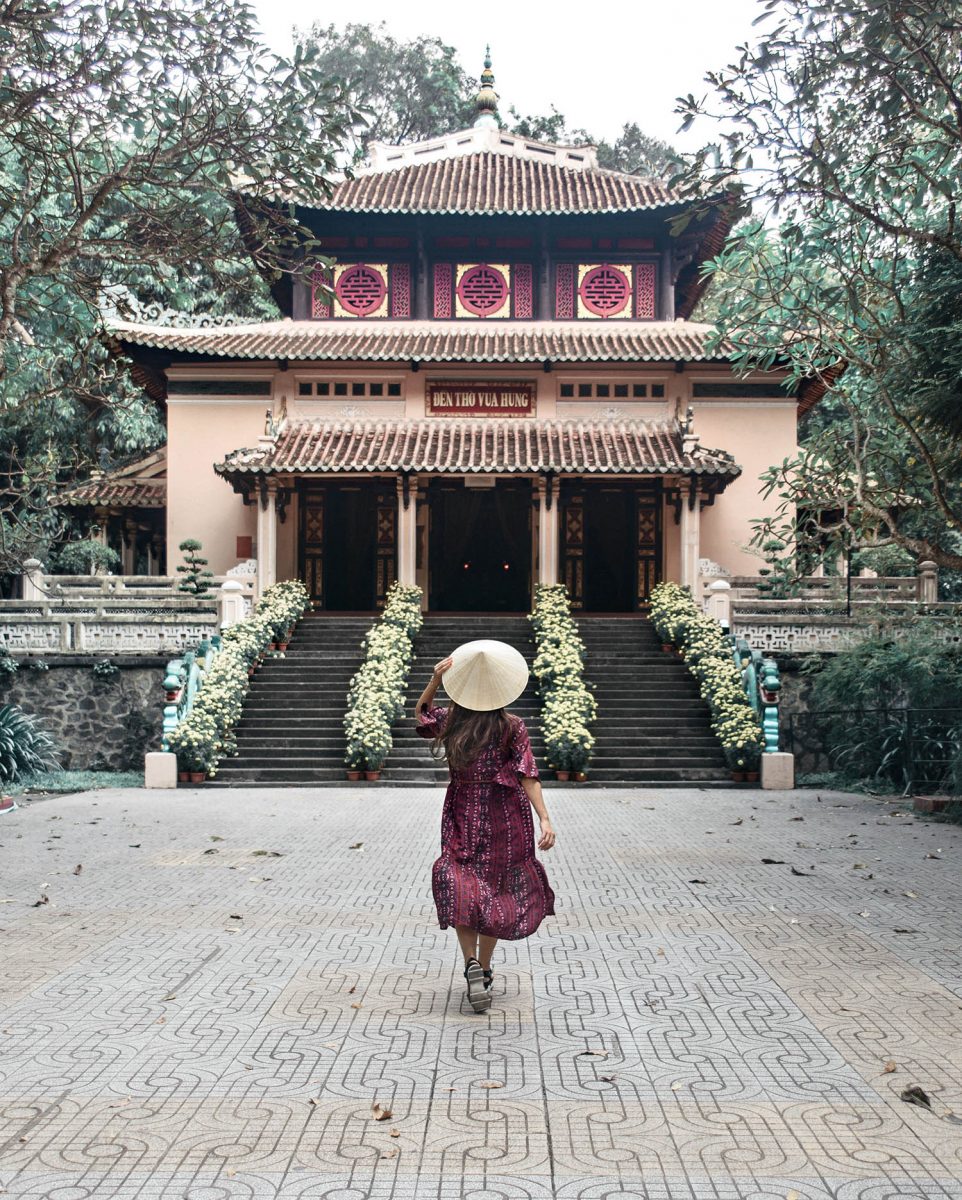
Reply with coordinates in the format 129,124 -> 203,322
474,45 -> 499,129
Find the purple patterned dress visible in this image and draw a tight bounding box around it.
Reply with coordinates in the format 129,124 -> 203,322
416,706 -> 556,940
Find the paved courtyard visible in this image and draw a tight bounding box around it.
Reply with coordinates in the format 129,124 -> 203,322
1,785 -> 961,1199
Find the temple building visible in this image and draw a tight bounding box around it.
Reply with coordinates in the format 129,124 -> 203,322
93,55 -> 819,613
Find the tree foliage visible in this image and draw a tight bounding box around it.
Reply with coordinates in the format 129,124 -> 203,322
674,0 -> 962,571
0,0 -> 360,572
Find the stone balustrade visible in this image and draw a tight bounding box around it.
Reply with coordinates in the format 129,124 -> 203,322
730,607 -> 962,653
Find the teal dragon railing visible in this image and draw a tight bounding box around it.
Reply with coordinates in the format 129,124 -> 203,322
731,636 -> 781,753
161,636 -> 221,749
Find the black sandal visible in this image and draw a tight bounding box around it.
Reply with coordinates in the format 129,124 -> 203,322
482,967 -> 494,991
463,957 -> 491,1013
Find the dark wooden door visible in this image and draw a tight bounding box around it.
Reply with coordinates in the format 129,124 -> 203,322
561,482 -> 662,611
429,480 -> 531,611
299,482 -> 396,611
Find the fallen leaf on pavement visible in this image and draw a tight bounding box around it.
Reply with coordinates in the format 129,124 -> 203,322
894,928 -> 919,934
348,986 -> 356,994
656,947 -> 665,957
577,1050 -> 608,1058
789,816 -> 804,821
478,1081 -> 503,1089
229,914 -> 243,920
389,1127 -> 400,1137
203,849 -> 219,855
31,894 -> 49,907
210,836 -> 225,842
761,858 -> 785,864
688,878 -> 708,884
730,818 -> 743,826
371,1102 -> 393,1120
857,911 -> 871,917
380,1148 -> 397,1159
73,864 -> 82,875
883,1061 -> 897,1073
349,842 -> 364,850
252,850 -> 282,857
163,994 -> 177,1001
853,863 -> 868,869
350,1002 -> 362,1009
900,1085 -> 932,1109
599,1074 -> 617,1082
128,844 -> 141,848
791,867 -> 813,876
308,1097 -> 320,1106
903,890 -> 918,898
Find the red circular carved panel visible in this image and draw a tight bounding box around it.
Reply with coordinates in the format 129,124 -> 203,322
335,264 -> 386,316
457,264 -> 508,316
579,265 -> 630,317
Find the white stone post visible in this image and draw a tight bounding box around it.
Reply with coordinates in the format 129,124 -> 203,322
397,476 -> 418,586
537,478 -> 560,585
21,558 -> 46,601
218,580 -> 246,630
144,751 -> 177,789
761,752 -> 795,790
255,483 -> 278,597
679,485 -> 701,592
918,560 -> 939,604
706,579 -> 732,629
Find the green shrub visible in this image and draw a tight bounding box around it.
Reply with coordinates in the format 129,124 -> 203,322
56,539 -> 120,575
176,538 -> 214,595
0,704 -> 59,782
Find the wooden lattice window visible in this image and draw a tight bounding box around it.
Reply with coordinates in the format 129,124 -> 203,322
457,264 -> 509,317
335,264 -> 387,316
579,265 -> 631,317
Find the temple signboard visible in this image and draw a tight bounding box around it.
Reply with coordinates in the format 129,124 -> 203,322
426,381 -> 535,417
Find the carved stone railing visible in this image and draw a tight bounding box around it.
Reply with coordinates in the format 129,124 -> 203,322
19,563 -> 255,606
0,597 -> 219,655
729,606 -> 962,654
728,563 -> 937,604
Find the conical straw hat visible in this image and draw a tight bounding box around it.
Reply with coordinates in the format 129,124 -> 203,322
443,639 -> 529,712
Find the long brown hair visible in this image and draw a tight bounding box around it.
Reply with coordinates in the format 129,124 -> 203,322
433,703 -> 516,771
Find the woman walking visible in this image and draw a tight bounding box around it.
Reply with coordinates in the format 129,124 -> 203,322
415,639 -> 556,1014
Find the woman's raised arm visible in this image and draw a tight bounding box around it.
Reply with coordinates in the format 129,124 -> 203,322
415,656 -> 454,716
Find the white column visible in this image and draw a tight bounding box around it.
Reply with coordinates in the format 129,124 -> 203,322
679,484 -> 701,592
256,482 -> 278,597
397,476 -> 418,586
537,477 -> 560,585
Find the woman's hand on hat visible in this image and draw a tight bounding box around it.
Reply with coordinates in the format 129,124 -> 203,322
432,656 -> 454,679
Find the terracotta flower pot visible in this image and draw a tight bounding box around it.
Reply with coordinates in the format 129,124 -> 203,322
731,770 -> 746,782
189,771 -> 206,783
661,643 -> 673,653
746,770 -> 760,782
364,769 -> 381,781
346,770 -> 362,781
278,642 -> 289,651
574,771 -> 588,782
555,770 -> 570,782
177,771 -> 189,782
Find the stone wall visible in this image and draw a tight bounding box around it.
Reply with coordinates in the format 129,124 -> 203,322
0,658 -> 164,770
772,654 -> 828,776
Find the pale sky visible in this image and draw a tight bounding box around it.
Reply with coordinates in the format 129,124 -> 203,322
250,0 -> 764,151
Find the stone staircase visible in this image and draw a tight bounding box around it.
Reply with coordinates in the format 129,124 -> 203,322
383,615 -> 544,785
206,612 -> 730,788
577,616 -> 730,785
206,615 -> 369,787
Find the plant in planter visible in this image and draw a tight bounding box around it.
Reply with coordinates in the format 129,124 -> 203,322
0,703 -> 59,781
529,584 -> 596,779
92,659 -> 119,681
55,539 -> 120,576
176,539 -> 214,595
0,651 -> 19,682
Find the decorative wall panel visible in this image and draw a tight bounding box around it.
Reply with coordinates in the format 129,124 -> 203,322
310,265 -> 331,318
513,262 -> 534,318
389,262 -> 411,318
433,263 -> 454,318
634,262 -> 657,318
455,263 -> 510,318
555,263 -> 575,318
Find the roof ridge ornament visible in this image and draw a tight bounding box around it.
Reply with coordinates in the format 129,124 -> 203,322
474,46 -> 499,129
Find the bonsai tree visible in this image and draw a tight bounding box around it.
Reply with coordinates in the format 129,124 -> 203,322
177,539 -> 214,595
56,539 -> 120,576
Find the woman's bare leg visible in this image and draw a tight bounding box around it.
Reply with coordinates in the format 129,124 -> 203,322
455,924 -> 479,963
478,934 -> 498,971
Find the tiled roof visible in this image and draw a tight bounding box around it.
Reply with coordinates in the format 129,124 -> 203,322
53,448 -> 167,509
215,419 -> 741,485
111,319 -> 731,364
308,153 -> 680,217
